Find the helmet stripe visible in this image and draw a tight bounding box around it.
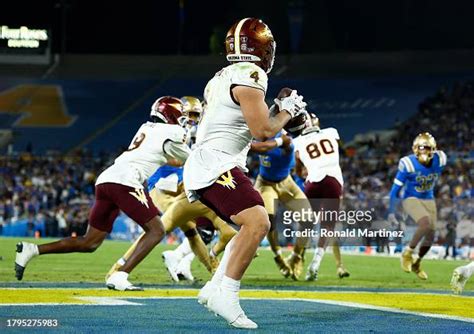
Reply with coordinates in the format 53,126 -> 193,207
234,18 -> 250,54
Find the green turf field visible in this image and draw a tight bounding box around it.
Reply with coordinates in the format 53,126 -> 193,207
0,237 -> 472,292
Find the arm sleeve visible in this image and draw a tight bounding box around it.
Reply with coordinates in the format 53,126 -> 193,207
388,160 -> 409,213
163,140 -> 190,163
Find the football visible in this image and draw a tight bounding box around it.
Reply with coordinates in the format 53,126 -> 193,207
275,87 -> 307,137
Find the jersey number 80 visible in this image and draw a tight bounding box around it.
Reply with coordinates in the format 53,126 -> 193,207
306,139 -> 335,159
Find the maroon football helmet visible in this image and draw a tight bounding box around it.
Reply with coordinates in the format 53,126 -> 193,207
225,18 -> 276,73
150,96 -> 183,125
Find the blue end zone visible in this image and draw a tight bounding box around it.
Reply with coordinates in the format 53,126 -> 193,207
1,299 -> 472,333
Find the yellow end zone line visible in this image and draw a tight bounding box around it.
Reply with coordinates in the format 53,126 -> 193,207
1,288 -> 473,320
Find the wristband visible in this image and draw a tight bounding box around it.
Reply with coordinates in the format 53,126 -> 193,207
274,137 -> 284,147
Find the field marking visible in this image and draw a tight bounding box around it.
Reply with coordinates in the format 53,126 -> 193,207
1,294 -> 473,324
75,297 -> 143,305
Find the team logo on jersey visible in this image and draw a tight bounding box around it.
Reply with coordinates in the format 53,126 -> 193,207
129,188 -> 150,208
216,171 -> 237,190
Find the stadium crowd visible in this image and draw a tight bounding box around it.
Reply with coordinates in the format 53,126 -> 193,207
1,83 -> 472,251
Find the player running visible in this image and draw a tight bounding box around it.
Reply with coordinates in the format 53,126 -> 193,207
251,132 -> 312,280
14,96 -> 190,291
106,96 -> 237,283
293,114 -> 350,281
388,132 -> 447,279
451,262 -> 474,294
184,18 -> 306,329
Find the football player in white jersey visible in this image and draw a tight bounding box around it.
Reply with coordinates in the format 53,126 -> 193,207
293,114 -> 349,281
14,96 -> 190,291
184,18 -> 306,329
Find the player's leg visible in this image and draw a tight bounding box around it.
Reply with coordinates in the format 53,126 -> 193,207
175,217 -> 216,281
105,185 -> 164,290
333,238 -> 350,278
106,187 -> 174,279
281,176 -> 312,280
210,216 -> 238,257
15,185 -> 118,281
255,176 -> 291,277
198,168 -> 269,329
451,262 -> 474,294
400,198 -> 430,272
161,194 -> 215,275
411,201 -> 437,280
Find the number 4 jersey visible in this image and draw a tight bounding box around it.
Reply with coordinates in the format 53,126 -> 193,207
96,121 -> 189,189
293,127 -> 343,186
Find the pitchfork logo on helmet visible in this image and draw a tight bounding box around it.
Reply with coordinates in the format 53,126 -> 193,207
225,18 -> 276,73
150,96 -> 183,125
412,132 -> 437,164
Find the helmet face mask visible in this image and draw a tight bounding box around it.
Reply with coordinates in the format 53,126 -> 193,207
412,132 -> 437,164
225,18 -> 276,74
180,96 -> 203,126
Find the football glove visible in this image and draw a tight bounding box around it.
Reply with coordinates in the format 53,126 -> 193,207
274,90 -> 307,118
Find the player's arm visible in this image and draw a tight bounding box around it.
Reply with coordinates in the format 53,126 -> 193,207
233,86 -> 291,141
163,140 -> 190,163
294,150 -> 307,179
388,160 -> 409,214
250,134 -> 291,153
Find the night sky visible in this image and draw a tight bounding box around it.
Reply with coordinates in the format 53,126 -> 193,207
1,0 -> 474,54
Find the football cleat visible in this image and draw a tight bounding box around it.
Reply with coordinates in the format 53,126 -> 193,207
175,255 -> 195,281
401,249 -> 413,273
412,260 -> 428,280
197,280 -> 218,306
274,255 -> 292,278
451,268 -> 468,295
286,253 -> 304,280
15,242 -> 39,281
337,266 -> 350,279
162,250 -> 181,282
305,267 -> 318,281
207,287 -> 258,329
106,271 -> 143,291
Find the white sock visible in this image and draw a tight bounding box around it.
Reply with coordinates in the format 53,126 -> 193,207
210,236 -> 236,286
33,244 -> 39,256
221,275 -> 240,293
311,247 -> 325,270
175,238 -> 192,259
462,262 -> 474,278
115,271 -> 129,280
275,249 -> 283,256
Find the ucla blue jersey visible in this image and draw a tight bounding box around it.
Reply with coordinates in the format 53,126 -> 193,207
258,134 -> 295,182
394,151 -> 447,199
147,165 -> 183,192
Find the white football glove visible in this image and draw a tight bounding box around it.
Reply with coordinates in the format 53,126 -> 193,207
274,90 -> 307,118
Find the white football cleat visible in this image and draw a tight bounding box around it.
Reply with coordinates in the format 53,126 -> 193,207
207,287 -> 258,329
106,271 -> 143,291
176,255 -> 194,281
451,267 -> 468,295
305,262 -> 319,281
15,242 -> 39,281
197,280 -> 218,305
162,250 -> 180,282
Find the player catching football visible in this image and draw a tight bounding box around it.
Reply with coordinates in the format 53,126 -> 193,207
293,114 -> 350,281
183,18 -> 306,329
14,96 -> 190,291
